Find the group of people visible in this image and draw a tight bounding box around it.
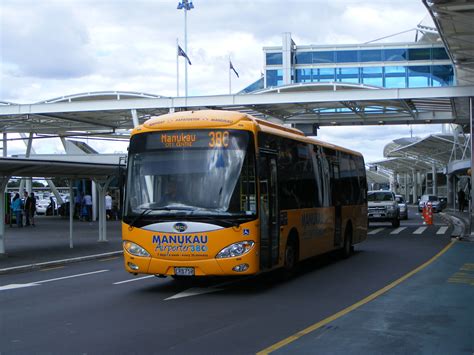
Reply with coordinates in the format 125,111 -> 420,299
74,191 -> 115,221
10,191 -> 36,228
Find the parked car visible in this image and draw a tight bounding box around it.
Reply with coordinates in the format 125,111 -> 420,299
368,190 -> 400,228
395,195 -> 408,220
418,195 -> 443,213
36,198 -> 58,215
35,199 -> 50,215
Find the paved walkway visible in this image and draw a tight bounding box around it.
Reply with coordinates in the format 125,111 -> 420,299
0,215 -> 122,274
273,240 -> 474,354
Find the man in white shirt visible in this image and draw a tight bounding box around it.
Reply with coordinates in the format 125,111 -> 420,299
105,192 -> 113,220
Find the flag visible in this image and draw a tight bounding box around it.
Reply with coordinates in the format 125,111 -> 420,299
178,45 -> 192,65
230,60 -> 239,78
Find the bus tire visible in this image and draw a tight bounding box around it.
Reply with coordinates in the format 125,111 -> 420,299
284,234 -> 299,272
342,224 -> 353,258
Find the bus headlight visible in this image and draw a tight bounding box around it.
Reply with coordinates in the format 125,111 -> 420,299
216,241 -> 255,259
123,241 -> 151,257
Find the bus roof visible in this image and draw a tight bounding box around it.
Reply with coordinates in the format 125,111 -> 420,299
137,109 -> 363,158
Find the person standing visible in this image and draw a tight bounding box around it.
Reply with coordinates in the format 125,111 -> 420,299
458,189 -> 466,212
105,192 -> 112,220
11,193 -> 23,228
83,192 -> 93,221
48,196 -> 56,216
74,193 -> 82,219
27,192 -> 37,226
24,192 -> 33,226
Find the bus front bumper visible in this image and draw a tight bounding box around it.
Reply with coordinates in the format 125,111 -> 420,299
124,250 -> 259,276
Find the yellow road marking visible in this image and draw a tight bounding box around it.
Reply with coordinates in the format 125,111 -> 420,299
257,240 -> 456,355
99,257 -> 120,262
40,266 -> 65,272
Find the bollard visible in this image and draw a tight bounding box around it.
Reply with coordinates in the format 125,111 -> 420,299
422,205 -> 427,224
426,203 -> 433,225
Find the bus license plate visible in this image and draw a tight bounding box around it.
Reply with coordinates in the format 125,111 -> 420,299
174,267 -> 195,276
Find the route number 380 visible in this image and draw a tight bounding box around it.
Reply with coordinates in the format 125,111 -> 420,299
208,131 -> 229,148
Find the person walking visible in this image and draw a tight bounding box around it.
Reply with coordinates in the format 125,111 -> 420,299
105,192 -> 112,220
11,193 -> 23,228
458,189 -> 466,212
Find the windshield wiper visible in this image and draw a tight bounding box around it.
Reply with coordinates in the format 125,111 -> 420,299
128,208 -> 153,230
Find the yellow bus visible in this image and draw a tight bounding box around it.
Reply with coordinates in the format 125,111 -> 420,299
122,110 -> 367,278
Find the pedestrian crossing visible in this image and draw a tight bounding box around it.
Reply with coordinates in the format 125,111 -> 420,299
368,225 -> 450,236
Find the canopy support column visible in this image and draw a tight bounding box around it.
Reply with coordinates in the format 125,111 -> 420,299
0,176 -> 11,255
94,177 -> 113,242
69,180 -> 75,249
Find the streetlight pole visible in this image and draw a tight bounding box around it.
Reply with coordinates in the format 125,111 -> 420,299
177,0 -> 194,97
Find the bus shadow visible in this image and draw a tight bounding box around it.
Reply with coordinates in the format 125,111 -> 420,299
139,249 -> 362,296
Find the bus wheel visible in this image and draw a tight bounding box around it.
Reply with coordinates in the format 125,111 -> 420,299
284,237 -> 298,272
342,225 -> 353,259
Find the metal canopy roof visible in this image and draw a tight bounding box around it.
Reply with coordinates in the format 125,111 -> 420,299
0,157 -> 124,179
387,134 -> 467,165
0,86 -> 473,136
425,0 -> 474,86
368,133 -> 468,173
369,157 -> 436,174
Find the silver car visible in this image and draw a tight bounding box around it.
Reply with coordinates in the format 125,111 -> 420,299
418,195 -> 442,213
395,195 -> 408,220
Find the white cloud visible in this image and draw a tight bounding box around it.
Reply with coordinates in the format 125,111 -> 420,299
1,0 -> 439,161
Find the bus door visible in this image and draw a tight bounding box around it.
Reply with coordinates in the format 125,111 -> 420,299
259,151 -> 279,269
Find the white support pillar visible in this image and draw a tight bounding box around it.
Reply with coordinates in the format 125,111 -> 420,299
94,177 -> 113,242
131,109 -> 139,128
282,32 -> 293,86
3,133 -> 7,157
0,177 -> 10,255
405,173 -> 409,203
69,180 -> 74,248
92,181 -> 97,222
412,169 -> 417,203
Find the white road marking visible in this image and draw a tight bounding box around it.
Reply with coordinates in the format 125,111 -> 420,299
0,270 -> 109,292
0,283 -> 39,291
390,227 -> 407,235
165,287 -> 223,300
34,270 -> 109,284
113,275 -> 155,285
413,227 -> 427,235
368,228 -> 384,235
437,226 -> 449,235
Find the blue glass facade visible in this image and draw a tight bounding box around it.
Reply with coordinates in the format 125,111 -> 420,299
264,45 -> 454,89
290,47 -> 449,65
289,65 -> 454,88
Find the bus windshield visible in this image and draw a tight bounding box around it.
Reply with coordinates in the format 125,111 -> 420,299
124,129 -> 256,220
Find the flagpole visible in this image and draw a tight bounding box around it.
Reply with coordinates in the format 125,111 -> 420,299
176,39 -> 180,97
229,56 -> 232,95
184,8 -> 188,97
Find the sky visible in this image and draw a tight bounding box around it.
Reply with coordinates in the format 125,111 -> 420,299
0,0 -> 444,162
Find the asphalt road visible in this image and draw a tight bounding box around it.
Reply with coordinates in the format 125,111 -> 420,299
0,208 -> 452,354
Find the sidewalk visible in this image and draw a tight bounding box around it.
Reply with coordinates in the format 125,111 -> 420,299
273,240 -> 474,354
0,215 -> 122,274
440,208 -> 473,241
